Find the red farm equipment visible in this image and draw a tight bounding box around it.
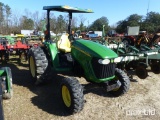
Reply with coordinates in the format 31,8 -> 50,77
0,35 -> 30,62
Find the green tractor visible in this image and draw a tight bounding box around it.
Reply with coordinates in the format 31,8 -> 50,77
0,67 -> 13,120
0,67 -> 13,99
28,5 -> 130,114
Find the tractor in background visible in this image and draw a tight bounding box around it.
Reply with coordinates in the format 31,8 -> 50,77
0,67 -> 13,120
28,5 -> 130,114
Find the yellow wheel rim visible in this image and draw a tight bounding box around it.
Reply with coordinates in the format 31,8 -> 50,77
62,85 -> 71,107
30,56 -> 36,77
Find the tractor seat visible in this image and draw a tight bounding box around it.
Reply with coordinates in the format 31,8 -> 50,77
57,34 -> 71,53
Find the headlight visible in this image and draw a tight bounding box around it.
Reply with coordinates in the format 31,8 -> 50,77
98,59 -> 110,64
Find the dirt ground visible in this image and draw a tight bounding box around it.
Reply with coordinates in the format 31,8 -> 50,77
2,56 -> 160,120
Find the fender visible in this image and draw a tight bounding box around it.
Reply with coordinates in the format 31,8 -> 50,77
43,41 -> 72,71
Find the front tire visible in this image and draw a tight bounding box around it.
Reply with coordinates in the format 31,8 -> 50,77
60,77 -> 84,114
109,68 -> 130,97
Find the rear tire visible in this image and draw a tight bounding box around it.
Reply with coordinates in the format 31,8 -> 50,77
60,77 -> 84,114
109,68 -> 130,97
28,47 -> 48,85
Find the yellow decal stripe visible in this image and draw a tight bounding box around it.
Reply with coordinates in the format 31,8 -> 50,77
72,46 -> 91,57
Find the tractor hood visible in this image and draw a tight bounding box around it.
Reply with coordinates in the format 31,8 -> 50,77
72,39 -> 118,59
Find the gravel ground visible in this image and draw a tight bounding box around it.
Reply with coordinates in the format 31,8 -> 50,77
2,57 -> 160,120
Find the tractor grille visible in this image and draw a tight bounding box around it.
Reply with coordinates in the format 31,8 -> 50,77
91,58 -> 115,79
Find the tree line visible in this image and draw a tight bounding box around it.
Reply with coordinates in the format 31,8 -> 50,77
0,2 -> 160,35
116,12 -> 160,34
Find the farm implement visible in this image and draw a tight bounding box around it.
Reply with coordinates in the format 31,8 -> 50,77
124,27 -> 160,74
28,5 -> 130,114
0,67 -> 13,120
107,26 -> 160,79
106,39 -> 160,79
0,35 -> 30,62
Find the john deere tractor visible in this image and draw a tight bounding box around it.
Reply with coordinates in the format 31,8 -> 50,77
0,67 -> 13,99
0,67 -> 13,120
28,5 -> 130,114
